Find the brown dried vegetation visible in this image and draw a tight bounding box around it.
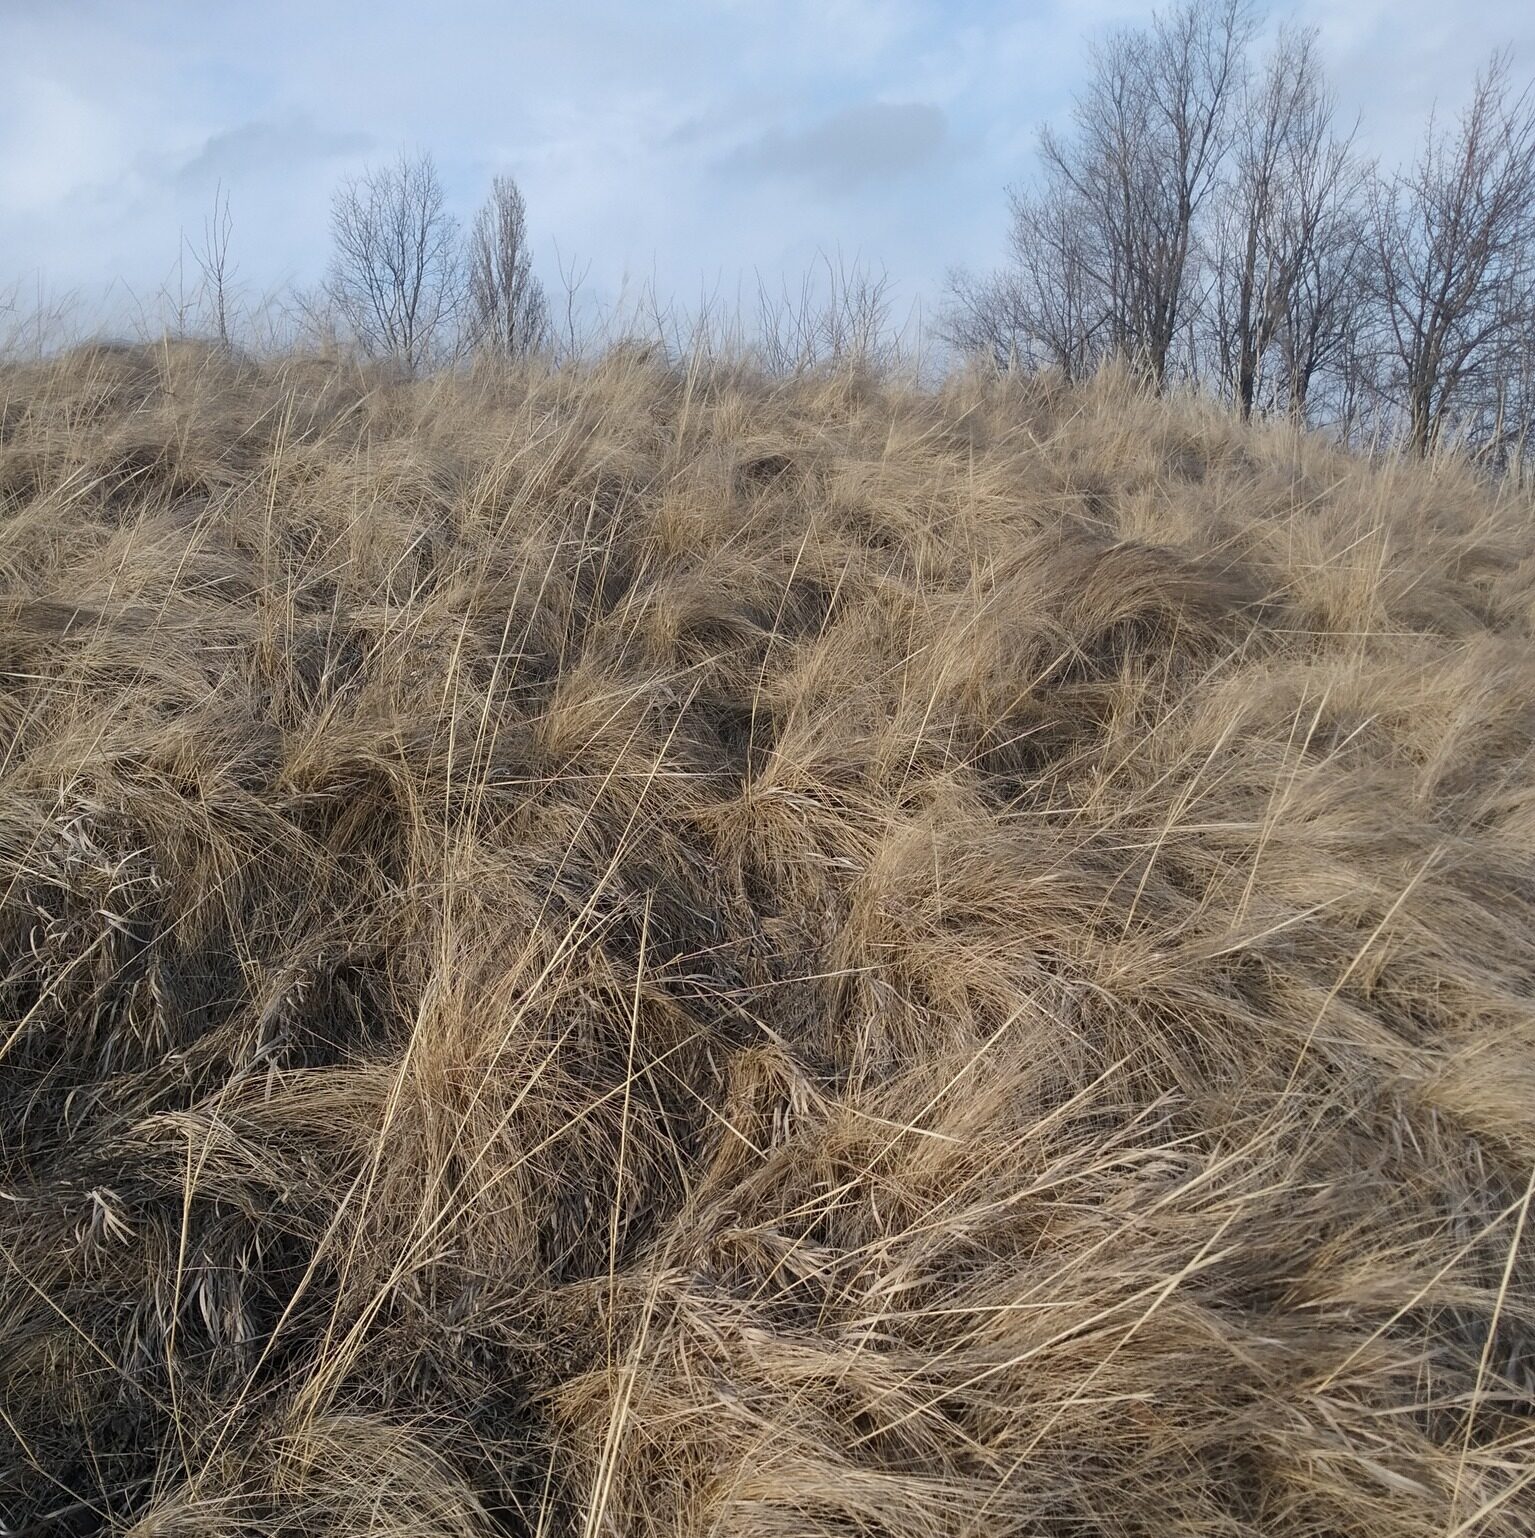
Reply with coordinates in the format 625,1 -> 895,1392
2,340 -> 1534,1535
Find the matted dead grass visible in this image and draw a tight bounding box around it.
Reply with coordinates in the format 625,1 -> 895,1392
2,340 -> 1534,1536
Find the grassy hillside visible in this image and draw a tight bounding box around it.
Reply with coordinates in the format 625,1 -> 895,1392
3,342 -> 1534,1537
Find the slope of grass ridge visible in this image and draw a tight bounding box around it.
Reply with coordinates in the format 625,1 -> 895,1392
2,340 -> 1534,1537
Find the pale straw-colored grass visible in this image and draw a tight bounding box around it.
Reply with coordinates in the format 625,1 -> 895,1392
2,340 -> 1533,1536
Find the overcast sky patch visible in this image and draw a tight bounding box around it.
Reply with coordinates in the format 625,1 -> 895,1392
176,118 -> 374,190
725,103 -> 949,193
2,1 -> 1533,323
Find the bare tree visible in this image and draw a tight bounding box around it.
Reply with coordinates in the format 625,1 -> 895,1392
544,244 -> 594,361
1372,53 -> 1535,455
952,10 -> 1535,465
191,181 -> 238,349
1001,181 -> 1105,376
1057,0 -> 1252,385
1496,307 -> 1535,476
963,0 -> 1254,387
942,265 -> 1029,369
1208,27 -> 1348,417
1270,141 -> 1374,424
467,174 -> 549,360
325,151 -> 463,372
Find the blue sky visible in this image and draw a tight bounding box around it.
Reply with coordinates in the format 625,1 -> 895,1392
4,0 -> 1534,328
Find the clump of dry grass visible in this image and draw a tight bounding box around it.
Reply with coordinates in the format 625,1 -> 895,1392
2,338 -> 1534,1536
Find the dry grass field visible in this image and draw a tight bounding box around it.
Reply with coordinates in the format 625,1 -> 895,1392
3,341 -> 1535,1536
